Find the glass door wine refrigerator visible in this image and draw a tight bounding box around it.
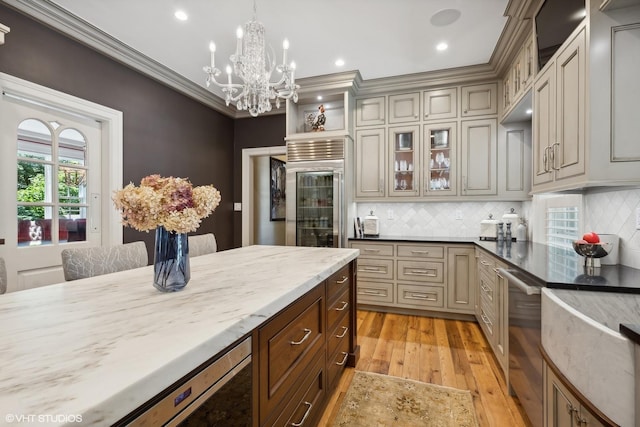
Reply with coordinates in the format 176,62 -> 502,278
285,139 -> 349,248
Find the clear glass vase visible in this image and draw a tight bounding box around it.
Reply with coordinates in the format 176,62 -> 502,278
153,226 -> 190,292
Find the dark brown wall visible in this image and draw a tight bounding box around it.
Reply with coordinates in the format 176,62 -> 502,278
0,4 -> 235,259
233,114 -> 286,247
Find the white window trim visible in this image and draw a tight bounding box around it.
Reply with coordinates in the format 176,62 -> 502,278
1,72 -> 123,245
531,193 -> 584,245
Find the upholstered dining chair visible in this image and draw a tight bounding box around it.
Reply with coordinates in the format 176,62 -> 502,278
61,241 -> 148,281
189,233 -> 217,257
0,257 -> 7,294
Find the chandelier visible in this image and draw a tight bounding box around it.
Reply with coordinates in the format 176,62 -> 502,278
203,1 -> 299,117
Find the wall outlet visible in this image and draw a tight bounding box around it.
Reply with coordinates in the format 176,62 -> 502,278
387,209 -> 395,220
455,210 -> 463,220
234,202 -> 242,212
636,207 -> 640,230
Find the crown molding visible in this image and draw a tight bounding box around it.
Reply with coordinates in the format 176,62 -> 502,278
3,0 -> 538,116
2,0 -> 238,117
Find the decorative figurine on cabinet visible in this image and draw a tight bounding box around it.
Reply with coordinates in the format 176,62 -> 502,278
306,104 -> 326,132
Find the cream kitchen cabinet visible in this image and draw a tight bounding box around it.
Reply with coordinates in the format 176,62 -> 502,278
460,118 -> 498,196
533,26 -> 586,191
350,240 -> 477,316
355,128 -> 386,198
388,125 -> 420,196
356,96 -> 385,127
461,83 -> 498,117
388,92 -> 420,124
544,360 -> 611,427
423,87 -> 457,121
475,248 -> 508,373
423,122 -> 457,197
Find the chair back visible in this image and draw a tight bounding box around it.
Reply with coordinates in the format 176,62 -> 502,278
189,233 -> 217,257
0,257 -> 6,294
61,241 -> 148,281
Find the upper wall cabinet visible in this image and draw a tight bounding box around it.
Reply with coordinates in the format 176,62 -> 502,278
461,83 -> 498,117
355,128 -> 386,198
460,118 -> 497,196
388,93 -> 420,124
423,88 -> 457,121
530,4 -> 640,193
502,30 -> 536,121
356,96 -> 385,127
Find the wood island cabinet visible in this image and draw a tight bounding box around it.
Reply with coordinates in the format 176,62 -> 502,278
256,261 -> 357,427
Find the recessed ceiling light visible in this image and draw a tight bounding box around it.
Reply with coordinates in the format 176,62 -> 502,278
335,58 -> 345,67
317,96 -> 323,101
436,42 -> 448,51
174,10 -> 188,21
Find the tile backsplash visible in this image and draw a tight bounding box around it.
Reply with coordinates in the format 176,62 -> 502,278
356,187 -> 640,269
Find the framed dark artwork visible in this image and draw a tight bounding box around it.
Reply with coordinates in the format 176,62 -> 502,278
270,157 -> 286,221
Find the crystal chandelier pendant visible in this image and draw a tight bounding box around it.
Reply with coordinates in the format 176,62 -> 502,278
202,1 -> 299,117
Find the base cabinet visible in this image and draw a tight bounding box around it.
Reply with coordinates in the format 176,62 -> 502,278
350,240 -> 476,316
256,261 -> 357,427
544,360 -> 612,427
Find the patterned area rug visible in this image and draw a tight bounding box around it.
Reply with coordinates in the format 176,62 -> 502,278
333,371 -> 479,427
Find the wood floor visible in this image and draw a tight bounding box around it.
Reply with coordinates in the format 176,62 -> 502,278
318,310 -> 532,427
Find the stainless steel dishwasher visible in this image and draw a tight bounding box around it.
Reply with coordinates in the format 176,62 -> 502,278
499,268 -> 543,427
122,336 -> 252,426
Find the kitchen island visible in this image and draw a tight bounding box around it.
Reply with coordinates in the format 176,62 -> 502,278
0,245 -> 359,426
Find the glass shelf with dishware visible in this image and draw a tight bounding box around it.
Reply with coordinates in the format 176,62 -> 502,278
389,125 -> 419,196
424,122 -> 456,196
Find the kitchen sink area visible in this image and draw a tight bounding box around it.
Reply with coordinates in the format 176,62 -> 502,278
542,288 -> 640,427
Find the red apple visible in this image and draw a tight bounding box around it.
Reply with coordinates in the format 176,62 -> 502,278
575,239 -> 588,244
582,232 -> 600,244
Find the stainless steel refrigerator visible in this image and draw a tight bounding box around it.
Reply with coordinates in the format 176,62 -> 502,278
285,138 -> 352,248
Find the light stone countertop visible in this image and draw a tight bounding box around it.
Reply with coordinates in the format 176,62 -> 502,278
0,245 -> 359,426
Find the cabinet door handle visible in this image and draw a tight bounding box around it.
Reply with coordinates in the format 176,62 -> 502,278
543,146 -> 550,173
336,326 -> 349,338
336,276 -> 348,284
290,328 -> 312,346
551,142 -> 560,171
291,401 -> 313,427
336,351 -> 349,366
334,301 -> 349,312
462,176 -> 467,193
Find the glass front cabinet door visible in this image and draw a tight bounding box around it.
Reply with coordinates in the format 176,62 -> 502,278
388,125 -> 419,196
423,122 -> 456,197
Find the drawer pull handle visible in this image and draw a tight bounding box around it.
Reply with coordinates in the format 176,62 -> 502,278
336,276 -> 348,284
363,248 -> 381,253
410,250 -> 430,255
291,401 -> 313,427
290,328 -> 312,346
335,301 -> 349,311
480,260 -> 491,266
361,267 -> 384,272
360,290 -> 386,296
336,326 -> 349,338
406,269 -> 436,277
480,312 -> 493,326
406,292 -> 437,301
480,284 -> 492,293
336,351 -> 349,366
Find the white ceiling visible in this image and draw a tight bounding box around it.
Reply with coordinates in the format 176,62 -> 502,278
48,0 -> 511,100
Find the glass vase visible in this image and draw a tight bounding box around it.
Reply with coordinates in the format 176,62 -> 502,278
153,226 -> 190,292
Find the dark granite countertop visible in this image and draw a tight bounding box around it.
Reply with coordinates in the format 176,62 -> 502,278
349,235 -> 640,294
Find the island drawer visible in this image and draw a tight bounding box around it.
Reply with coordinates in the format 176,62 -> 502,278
396,284 -> 444,309
258,284 -> 325,422
327,288 -> 350,333
357,281 -> 394,305
357,258 -> 394,280
327,313 -> 350,358
350,242 -> 394,257
397,260 -> 444,284
327,264 -> 350,302
266,356 -> 326,427
327,332 -> 350,389
397,244 -> 445,259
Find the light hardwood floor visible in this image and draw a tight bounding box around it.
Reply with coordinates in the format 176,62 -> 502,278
318,310 -> 532,427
